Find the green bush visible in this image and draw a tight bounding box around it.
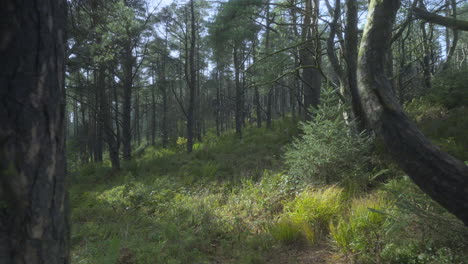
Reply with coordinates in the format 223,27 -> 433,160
329,194 -> 391,263
272,186 -> 344,245
379,177 -> 468,263
429,68 -> 468,109
285,88 -> 373,187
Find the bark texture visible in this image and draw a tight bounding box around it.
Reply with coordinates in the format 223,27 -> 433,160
0,0 -> 70,262
358,0 -> 468,225
413,7 -> 468,31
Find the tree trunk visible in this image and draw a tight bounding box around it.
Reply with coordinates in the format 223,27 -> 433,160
100,67 -> 120,170
151,70 -> 157,146
0,0 -> 70,262
134,89 -> 140,147
94,72 -> 103,162
358,0 -> 468,226
420,22 -> 432,90
186,0 -> 197,152
111,67 -> 121,160
301,0 -> 322,120
122,38 -> 133,160
266,89 -> 273,128
233,48 -> 242,138
344,0 -> 366,131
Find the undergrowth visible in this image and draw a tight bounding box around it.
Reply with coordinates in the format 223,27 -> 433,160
71,89 -> 468,263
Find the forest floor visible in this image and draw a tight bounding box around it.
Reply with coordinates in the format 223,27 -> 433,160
69,104 -> 468,264
69,119 -> 352,264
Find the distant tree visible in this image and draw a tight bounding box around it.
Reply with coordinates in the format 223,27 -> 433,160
0,0 -> 70,262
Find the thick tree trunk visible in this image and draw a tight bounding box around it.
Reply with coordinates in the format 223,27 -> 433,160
301,0 -> 322,120
344,0 -> 366,131
358,0 -> 468,225
0,0 -> 70,262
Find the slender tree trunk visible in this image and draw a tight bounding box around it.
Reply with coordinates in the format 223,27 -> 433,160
111,67 -> 121,159
266,89 -> 273,128
233,48 -> 242,138
94,71 -> 103,162
186,0 -> 197,152
134,89 -> 140,147
151,70 -> 157,146
122,38 -> 133,160
215,67 -> 222,136
358,0 -> 468,226
161,28 -> 169,148
161,71 -> 168,148
420,22 -> 432,90
100,67 -> 120,170
0,0 -> 70,262
255,87 -> 262,128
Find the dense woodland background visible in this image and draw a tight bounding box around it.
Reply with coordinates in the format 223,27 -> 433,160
64,0 -> 468,262
1,0 -> 468,263
65,0 -> 468,169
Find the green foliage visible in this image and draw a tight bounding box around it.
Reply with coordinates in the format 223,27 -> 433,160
71,119 -> 300,263
429,69 -> 468,109
378,177 -> 468,264
406,98 -> 468,161
269,218 -> 302,244
272,186 -> 344,245
285,88 -> 373,188
328,176 -> 468,264
70,113 -> 468,263
209,0 -> 262,55
329,194 -> 391,263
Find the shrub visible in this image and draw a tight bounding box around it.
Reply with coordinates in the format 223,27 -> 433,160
269,217 -> 302,244
379,177 -> 468,263
285,88 -> 373,187
429,68 -> 468,109
272,186 -> 344,245
329,194 -> 391,263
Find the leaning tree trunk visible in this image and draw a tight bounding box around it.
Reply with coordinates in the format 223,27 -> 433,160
0,0 -> 70,263
357,0 -> 468,225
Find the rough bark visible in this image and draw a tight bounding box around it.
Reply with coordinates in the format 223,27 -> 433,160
413,7 -> 468,31
301,0 -> 322,120
358,0 -> 468,225
344,0 -> 366,130
0,0 -> 70,262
